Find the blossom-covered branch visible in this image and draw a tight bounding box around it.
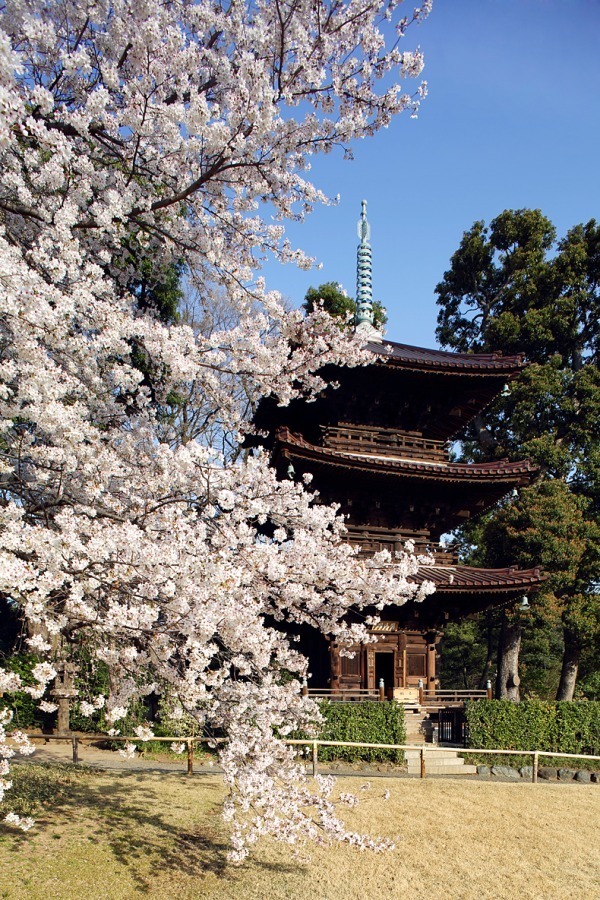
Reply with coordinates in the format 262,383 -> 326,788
0,0 -> 432,858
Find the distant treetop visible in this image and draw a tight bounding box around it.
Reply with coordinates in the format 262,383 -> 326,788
303,282 -> 388,330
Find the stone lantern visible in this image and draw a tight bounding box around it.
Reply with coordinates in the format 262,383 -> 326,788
50,656 -> 78,734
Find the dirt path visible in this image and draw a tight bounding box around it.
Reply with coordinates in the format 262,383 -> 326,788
24,736 -> 214,774
23,736 -> 410,778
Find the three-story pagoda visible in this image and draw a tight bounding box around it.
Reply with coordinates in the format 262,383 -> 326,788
255,203 -> 543,697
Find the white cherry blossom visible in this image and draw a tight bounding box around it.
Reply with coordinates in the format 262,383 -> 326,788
0,0 -> 433,856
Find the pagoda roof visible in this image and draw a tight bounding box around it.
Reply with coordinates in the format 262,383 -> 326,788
367,339 -> 526,375
275,428 -> 537,485
251,339 -> 529,447
413,565 -> 545,593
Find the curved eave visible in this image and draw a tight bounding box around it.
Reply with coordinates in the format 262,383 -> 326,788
368,339 -> 526,376
275,428 -> 538,485
413,565 -> 546,593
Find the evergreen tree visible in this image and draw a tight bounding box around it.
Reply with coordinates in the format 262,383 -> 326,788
303,282 -> 388,330
436,210 -> 600,700
129,259 -> 184,325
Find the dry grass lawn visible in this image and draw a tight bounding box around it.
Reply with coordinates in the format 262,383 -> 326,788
0,764 -> 598,900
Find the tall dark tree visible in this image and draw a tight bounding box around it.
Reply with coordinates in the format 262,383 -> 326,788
127,259 -> 186,412
436,210 -> 600,700
128,258 -> 185,325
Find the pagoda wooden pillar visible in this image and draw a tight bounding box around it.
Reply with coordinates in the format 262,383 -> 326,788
426,639 -> 437,690
329,642 -> 340,690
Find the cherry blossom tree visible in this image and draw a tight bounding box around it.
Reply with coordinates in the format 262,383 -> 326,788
0,0 -> 433,856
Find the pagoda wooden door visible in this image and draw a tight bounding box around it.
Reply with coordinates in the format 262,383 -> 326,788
366,630 -> 429,691
366,632 -> 406,692
404,631 -> 429,687
332,630 -> 432,693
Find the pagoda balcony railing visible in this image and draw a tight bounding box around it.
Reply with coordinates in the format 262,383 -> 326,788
304,687 -> 382,702
322,424 -> 448,462
426,549 -> 459,565
301,687 -> 493,704
350,540 -> 459,565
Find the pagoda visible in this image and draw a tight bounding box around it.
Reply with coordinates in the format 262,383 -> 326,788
255,202 -> 543,697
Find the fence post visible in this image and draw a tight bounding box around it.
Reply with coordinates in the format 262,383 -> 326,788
72,735 -> 79,765
486,680 -> 493,700
533,751 -> 539,784
312,741 -> 318,777
187,739 -> 194,775
378,679 -> 385,702
301,680 -> 308,698
420,747 -> 426,779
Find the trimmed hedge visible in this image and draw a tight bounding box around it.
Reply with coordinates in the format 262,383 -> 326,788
465,700 -> 600,756
314,700 -> 405,762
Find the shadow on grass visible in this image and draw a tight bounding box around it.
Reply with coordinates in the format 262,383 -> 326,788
2,765 -> 300,895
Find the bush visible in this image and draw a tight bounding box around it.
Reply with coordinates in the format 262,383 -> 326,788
153,694 -> 205,738
313,701 -> 405,763
0,654 -> 55,731
465,700 -> 600,757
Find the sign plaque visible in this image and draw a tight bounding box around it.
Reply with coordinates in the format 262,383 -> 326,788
371,621 -> 399,633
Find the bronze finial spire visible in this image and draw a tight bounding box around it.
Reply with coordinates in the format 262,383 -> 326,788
354,200 -> 382,340
355,200 -> 373,328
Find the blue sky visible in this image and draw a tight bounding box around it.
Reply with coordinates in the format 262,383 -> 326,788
262,0 -> 600,348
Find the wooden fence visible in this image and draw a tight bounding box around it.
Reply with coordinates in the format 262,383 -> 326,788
285,740 -> 600,782
24,733 -> 600,783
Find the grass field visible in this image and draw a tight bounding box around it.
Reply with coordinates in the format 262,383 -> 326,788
0,764 -> 598,900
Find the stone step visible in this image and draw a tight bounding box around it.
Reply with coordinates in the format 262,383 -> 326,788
405,747 -> 476,775
407,763 -> 478,776
406,759 -> 471,769
405,748 -> 463,758
404,713 -> 433,743
405,754 -> 470,764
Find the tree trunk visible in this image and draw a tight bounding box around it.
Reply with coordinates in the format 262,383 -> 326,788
495,613 -> 522,701
556,631 -> 580,701
471,414 -> 498,453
